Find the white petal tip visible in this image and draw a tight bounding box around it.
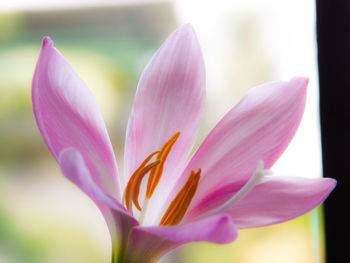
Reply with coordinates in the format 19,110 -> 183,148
290,76 -> 309,88
181,23 -> 195,31
173,23 -> 198,40
324,177 -> 337,190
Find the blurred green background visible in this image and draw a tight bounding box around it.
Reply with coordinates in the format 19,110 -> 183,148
0,1 -> 325,262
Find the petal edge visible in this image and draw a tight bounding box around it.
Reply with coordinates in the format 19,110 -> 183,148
32,37 -> 120,199
124,214 -> 237,262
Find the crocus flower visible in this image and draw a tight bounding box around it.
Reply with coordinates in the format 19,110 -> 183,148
32,24 -> 336,263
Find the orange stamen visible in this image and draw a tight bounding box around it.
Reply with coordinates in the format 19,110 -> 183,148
160,168 -> 201,226
124,151 -> 160,212
131,160 -> 160,211
146,132 -> 181,199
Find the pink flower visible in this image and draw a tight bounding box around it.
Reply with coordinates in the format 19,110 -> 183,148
32,24 -> 336,263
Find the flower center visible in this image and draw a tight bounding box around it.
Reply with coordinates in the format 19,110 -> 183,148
124,132 -> 201,226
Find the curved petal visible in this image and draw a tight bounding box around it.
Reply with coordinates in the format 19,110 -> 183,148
229,176 -> 336,228
124,24 -> 206,223
123,215 -> 237,263
190,176 -> 336,228
174,77 -> 308,218
58,148 -> 138,251
32,37 -> 120,199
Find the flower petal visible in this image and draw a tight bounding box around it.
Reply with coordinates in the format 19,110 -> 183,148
58,148 -> 138,249
188,176 -> 335,228
124,25 -> 206,223
123,214 -> 237,262
175,77 -> 308,219
227,176 -> 336,228
32,37 -> 120,199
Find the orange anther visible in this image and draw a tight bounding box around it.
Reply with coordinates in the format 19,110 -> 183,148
160,168 -> 201,226
124,151 -> 160,212
146,132 -> 181,199
132,160 -> 160,211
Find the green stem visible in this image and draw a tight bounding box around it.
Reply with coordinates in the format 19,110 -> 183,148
112,249 -> 155,263
111,244 -> 126,263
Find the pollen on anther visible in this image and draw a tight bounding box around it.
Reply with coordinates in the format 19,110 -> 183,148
146,132 -> 181,199
160,168 -> 201,226
124,151 -> 160,212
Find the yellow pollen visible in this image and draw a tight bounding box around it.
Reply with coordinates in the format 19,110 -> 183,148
146,132 -> 181,199
160,168 -> 201,226
124,151 -> 160,212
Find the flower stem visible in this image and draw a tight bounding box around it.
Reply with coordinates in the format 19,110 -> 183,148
112,251 -> 155,263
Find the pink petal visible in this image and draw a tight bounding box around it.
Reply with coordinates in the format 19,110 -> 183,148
228,176 -> 336,228
123,215 -> 237,262
32,37 -> 120,199
58,148 -> 138,247
124,25 -> 205,222
189,176 -> 335,228
175,77 -> 308,219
